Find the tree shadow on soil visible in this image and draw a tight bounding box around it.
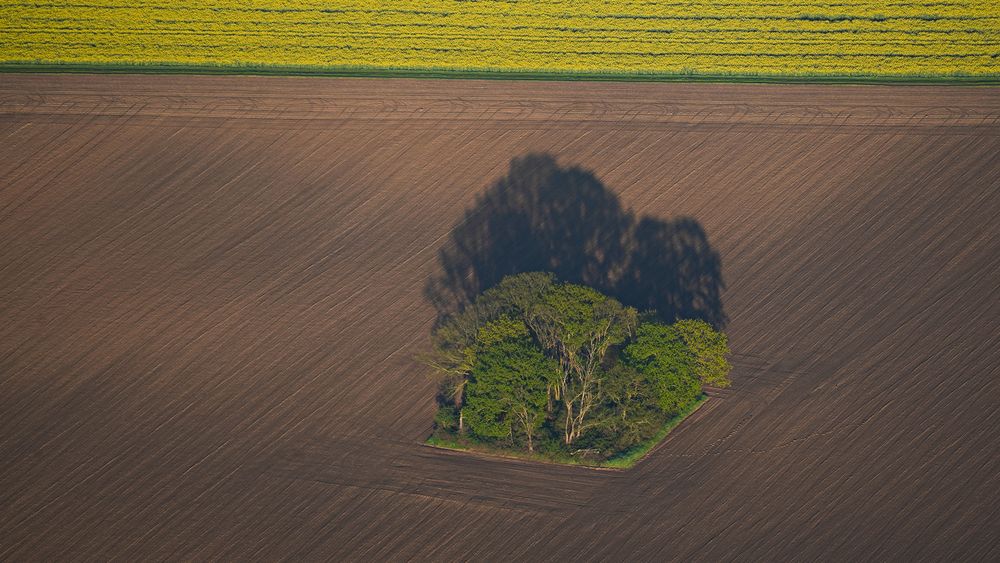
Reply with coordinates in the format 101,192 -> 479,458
426,153 -> 726,328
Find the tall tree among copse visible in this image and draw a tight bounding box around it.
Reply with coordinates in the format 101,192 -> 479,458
528,284 -> 637,444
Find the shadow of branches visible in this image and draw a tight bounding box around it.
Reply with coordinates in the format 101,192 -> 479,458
426,153 -> 726,328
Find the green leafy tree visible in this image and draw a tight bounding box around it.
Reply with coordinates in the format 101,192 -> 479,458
463,317 -> 557,451
421,272 -> 555,432
674,319 -> 732,388
528,284 -> 637,445
593,364 -> 661,451
624,323 -> 701,414
476,271 -> 555,319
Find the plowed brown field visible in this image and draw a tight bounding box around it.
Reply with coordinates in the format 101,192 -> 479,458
1,75 -> 999,561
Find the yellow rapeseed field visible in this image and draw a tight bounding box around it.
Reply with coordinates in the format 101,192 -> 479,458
1,0 -> 997,77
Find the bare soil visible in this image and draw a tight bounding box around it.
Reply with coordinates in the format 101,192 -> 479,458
1,74 -> 999,561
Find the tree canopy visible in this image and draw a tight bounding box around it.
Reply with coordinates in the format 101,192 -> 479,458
423,272 -> 731,461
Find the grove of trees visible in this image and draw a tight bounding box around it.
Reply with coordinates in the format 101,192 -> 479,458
423,272 -> 731,462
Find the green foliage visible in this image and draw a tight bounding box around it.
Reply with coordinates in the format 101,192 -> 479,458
478,271 -> 555,319
428,395 -> 710,470
595,364 -> 662,450
674,319 -> 733,388
433,406 -> 459,434
600,394 -> 709,469
418,272 -> 555,407
422,272 -> 732,463
624,323 -> 701,414
529,283 -> 638,444
464,317 -> 556,450
530,283 -> 635,355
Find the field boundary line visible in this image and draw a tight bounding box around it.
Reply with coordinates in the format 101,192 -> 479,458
2,63 -> 999,86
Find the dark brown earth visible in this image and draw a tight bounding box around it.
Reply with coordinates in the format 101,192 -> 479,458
1,75 -> 999,561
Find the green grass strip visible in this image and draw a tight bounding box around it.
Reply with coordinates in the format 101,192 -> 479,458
1,62 -> 998,85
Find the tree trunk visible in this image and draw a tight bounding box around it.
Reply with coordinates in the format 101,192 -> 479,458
458,409 -> 464,433
518,409 -> 534,452
453,379 -> 465,408
564,403 -> 574,445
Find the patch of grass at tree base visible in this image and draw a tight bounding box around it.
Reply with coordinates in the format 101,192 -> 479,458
602,394 -> 709,469
425,394 -> 709,470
